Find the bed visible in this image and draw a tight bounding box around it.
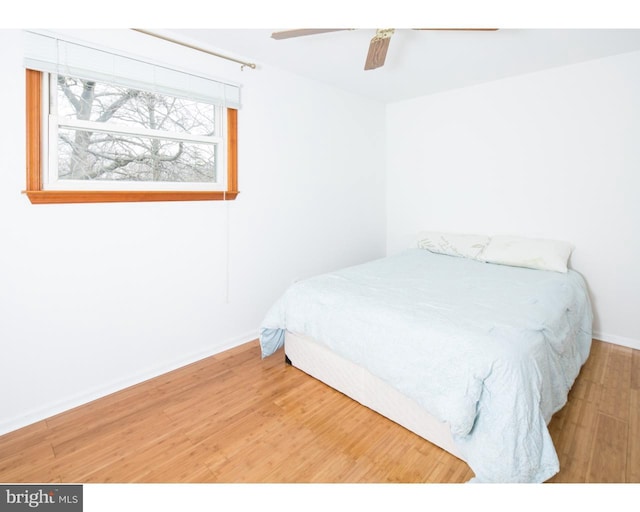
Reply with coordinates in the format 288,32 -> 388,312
259,233 -> 593,483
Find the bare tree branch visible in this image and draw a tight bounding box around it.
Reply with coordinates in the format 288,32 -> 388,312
57,76 -> 82,112
96,90 -> 141,123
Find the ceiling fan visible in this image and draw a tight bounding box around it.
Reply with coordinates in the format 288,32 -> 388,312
271,28 -> 498,70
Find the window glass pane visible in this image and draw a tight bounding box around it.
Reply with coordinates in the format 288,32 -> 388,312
58,129 -> 217,183
55,75 -> 216,136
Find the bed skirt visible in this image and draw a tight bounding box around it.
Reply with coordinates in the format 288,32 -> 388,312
284,331 -> 465,461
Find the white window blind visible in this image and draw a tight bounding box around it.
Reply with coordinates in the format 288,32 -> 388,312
23,30 -> 241,109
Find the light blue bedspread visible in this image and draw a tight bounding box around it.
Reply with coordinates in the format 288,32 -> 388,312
260,249 -> 593,482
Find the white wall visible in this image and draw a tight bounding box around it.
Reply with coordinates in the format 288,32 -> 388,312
386,49 -> 640,349
0,29 -> 386,435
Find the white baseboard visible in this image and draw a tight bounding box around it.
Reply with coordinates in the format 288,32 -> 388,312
0,330 -> 260,437
593,331 -> 640,351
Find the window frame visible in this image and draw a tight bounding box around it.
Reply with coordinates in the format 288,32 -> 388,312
24,69 -> 239,204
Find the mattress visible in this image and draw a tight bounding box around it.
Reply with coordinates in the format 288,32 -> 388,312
260,249 -> 593,482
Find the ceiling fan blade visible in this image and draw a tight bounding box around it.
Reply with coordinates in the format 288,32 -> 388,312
364,29 -> 394,71
271,29 -> 351,40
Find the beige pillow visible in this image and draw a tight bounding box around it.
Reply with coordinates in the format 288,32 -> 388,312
417,231 -> 490,261
483,235 -> 574,273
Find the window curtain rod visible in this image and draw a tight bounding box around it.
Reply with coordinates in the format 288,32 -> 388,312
131,28 -> 257,70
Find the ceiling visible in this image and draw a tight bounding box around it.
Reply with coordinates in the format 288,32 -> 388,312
164,28 -> 640,103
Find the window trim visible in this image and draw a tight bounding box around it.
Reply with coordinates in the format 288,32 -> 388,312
24,69 -> 239,204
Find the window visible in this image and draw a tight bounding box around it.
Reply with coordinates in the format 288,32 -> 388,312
24,31 -> 239,204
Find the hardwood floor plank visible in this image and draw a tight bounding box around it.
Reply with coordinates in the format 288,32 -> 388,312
628,388 -> 640,483
141,459 -> 217,483
0,441 -> 57,482
587,413 -> 628,482
51,406 -> 178,458
50,411 -> 184,482
598,345 -> 632,421
579,340 -> 609,385
82,436 -> 197,483
0,421 -> 49,457
305,451 -> 361,482
631,351 -> 640,390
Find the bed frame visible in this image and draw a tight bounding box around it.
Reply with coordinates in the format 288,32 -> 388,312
284,331 -> 465,461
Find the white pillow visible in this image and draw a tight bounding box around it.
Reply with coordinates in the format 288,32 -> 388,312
482,235 -> 574,273
417,231 -> 490,261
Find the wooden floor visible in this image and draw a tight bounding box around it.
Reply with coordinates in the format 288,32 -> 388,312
0,339 -> 638,483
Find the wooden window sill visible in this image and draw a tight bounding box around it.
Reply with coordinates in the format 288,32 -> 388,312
23,190 -> 239,204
